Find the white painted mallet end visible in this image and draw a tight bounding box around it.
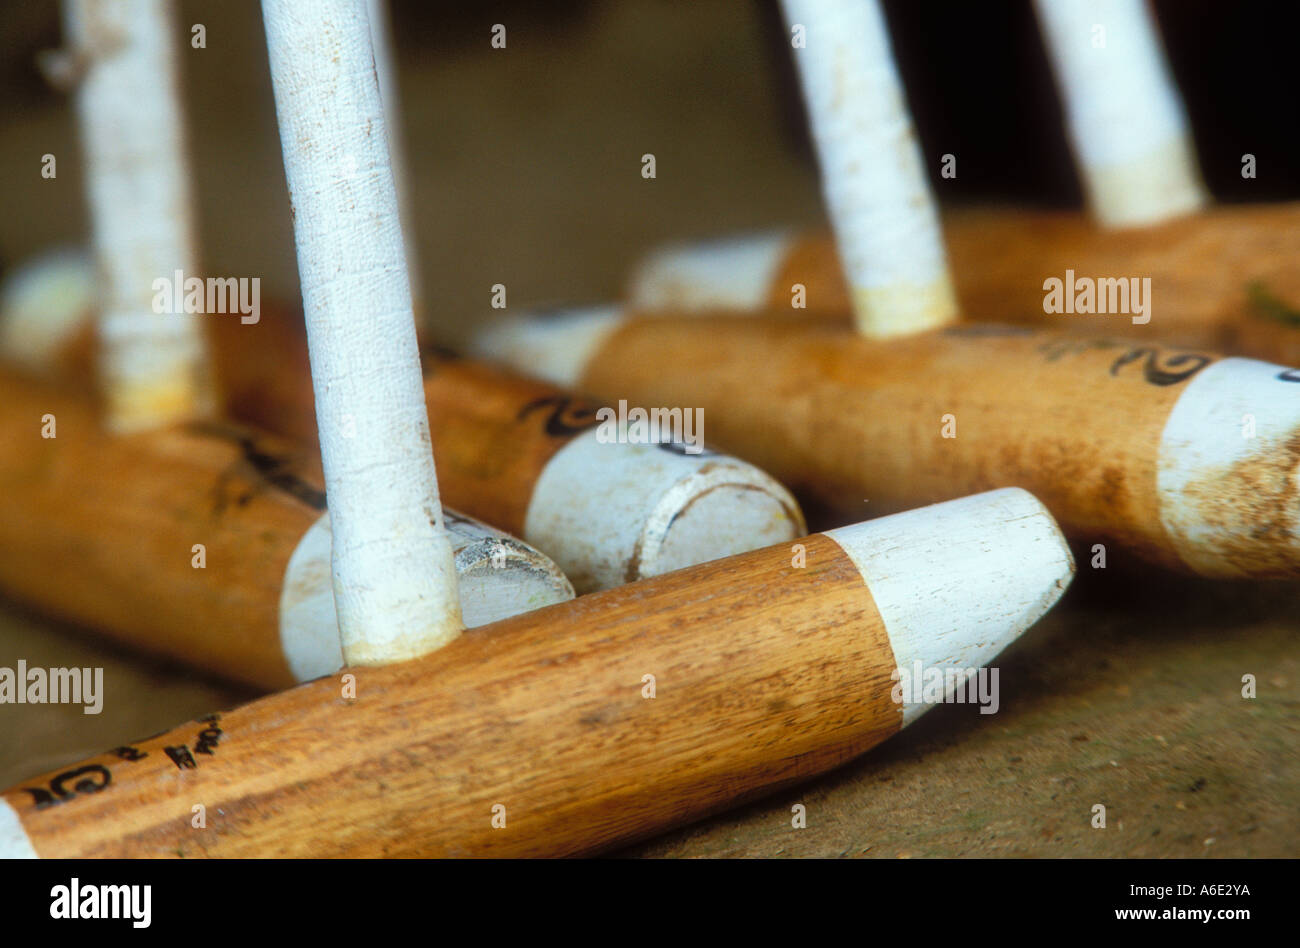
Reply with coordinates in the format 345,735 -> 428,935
629,231 -> 796,311
0,248 -> 95,372
827,487 -> 1075,725
471,306 -> 624,390
1157,358 -> 1300,578
0,799 -> 39,859
279,510 -> 574,681
525,431 -> 805,592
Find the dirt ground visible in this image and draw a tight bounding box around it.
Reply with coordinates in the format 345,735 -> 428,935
0,1 -> 1294,857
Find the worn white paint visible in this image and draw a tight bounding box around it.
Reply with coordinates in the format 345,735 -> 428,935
628,231 -> 795,310
1034,0 -> 1207,227
0,799 -> 38,858
826,488 -> 1075,725
525,430 -> 805,593
280,510 -> 574,681
263,0 -> 462,666
0,247 -> 95,371
1157,358 -> 1300,577
471,306 -> 623,389
366,0 -> 421,319
63,0 -> 211,431
472,305 -> 807,589
778,0 -> 956,338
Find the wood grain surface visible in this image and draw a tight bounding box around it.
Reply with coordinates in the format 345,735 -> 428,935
211,310 -> 601,539
762,205 -> 1300,366
0,365 -> 320,688
581,319 -> 1203,569
4,534 -> 900,857
0,0 -> 1291,860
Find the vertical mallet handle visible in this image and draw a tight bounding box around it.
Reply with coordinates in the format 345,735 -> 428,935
1034,0 -> 1208,228
779,0 -> 958,338
64,0 -> 212,432
262,0 -> 462,664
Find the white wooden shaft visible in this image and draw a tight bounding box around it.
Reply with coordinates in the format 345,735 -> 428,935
1034,0 -> 1207,227
778,0 -> 956,338
64,0 -> 211,431
366,0 -> 422,319
262,0 -> 462,665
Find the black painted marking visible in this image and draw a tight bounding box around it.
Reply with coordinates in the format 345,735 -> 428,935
517,395 -> 601,437
1034,338 -> 1212,386
22,764 -> 112,809
165,745 -> 198,770
194,725 -> 222,757
1109,348 -> 1212,386
656,441 -> 718,459
237,436 -> 326,510
189,421 -> 326,511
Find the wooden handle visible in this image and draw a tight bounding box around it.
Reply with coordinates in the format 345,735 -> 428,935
475,311 -> 1300,579
213,313 -> 671,538
208,314 -> 804,591
0,366 -> 571,689
0,367 -> 312,686
2,535 -> 893,856
1,488 -> 1074,857
630,205 -> 1300,368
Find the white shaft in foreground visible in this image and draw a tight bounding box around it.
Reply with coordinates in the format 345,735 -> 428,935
367,0 -> 422,321
779,0 -> 956,339
262,0 -> 462,665
1034,0 -> 1207,228
64,0 -> 211,432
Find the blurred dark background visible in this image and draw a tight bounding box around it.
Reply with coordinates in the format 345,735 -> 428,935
2,1 -> 1298,347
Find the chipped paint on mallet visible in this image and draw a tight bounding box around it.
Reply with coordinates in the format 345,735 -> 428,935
280,510 -> 574,682
262,0 -> 462,665
778,0 -> 957,338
